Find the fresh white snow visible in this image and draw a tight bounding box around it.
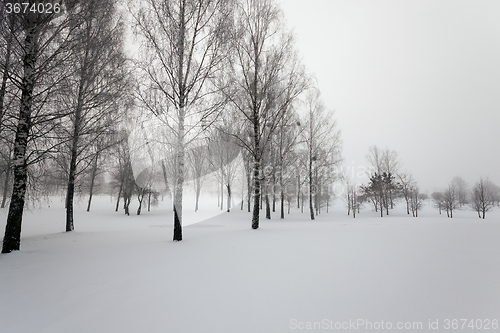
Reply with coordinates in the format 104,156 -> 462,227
1,195 -> 499,333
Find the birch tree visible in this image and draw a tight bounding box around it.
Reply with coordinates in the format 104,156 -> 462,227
131,0 -> 232,241
274,109 -> 301,218
187,145 -> 208,212
2,1 -> 85,253
62,0 -> 129,231
229,0 -> 308,229
110,130 -> 136,214
301,89 -> 341,220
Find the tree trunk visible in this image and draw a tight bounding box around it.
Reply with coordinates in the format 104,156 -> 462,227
247,183 -> 251,212
115,179 -> 123,212
2,161 -> 28,253
265,192 -> 271,219
251,158 -> 261,229
173,117 -> 184,241
66,107 -> 84,232
137,190 -> 143,215
226,184 -> 231,212
405,194 -> 410,214
161,161 -> 170,195
66,45 -> 90,230
87,154 -> 99,212
220,180 -> 223,211
352,195 -> 356,218
240,181 -> 244,210
245,157 -> 251,212
309,160 -> 314,220
124,196 -> 130,215
301,193 -> 304,213
297,172 -> 300,208
147,190 -> 150,212
380,198 -> 383,217
347,191 -> 351,216
195,182 -> 200,212
280,190 -> 285,219
2,23 -> 37,253
1,160 -> 11,209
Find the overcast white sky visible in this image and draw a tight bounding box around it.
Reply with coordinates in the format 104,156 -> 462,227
279,0 -> 500,192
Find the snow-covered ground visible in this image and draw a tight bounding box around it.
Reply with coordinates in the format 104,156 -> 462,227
1,195 -> 499,333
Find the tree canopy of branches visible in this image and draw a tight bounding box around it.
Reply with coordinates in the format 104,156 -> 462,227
228,0 -> 308,229
62,0 -> 129,232
471,177 -> 499,219
443,182 -> 459,218
130,0 -> 233,241
300,89 -> 341,220
2,1 -> 88,253
431,191 -> 445,215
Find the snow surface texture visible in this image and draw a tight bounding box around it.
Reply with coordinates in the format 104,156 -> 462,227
1,195 -> 499,333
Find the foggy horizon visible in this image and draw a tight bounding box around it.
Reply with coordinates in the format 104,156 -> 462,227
280,0 -> 500,192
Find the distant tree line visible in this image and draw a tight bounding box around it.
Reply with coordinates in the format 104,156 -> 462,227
431,176 -> 500,219
344,146 -> 500,219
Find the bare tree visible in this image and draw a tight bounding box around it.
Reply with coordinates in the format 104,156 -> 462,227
443,182 -> 459,218
130,0 -> 232,241
451,176 -> 468,207
109,130 -> 135,215
344,179 -> 361,218
228,0 -> 308,229
470,177 -> 498,219
187,145 -> 208,212
367,146 -> 400,210
85,137 -> 116,212
409,186 -> 424,217
207,125 -> 241,213
62,0 -> 129,231
431,191 -> 444,215
301,89 -> 341,220
398,172 -> 415,215
366,145 -> 384,175
274,109 -> 301,219
2,1 -> 87,253
382,149 -> 401,209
